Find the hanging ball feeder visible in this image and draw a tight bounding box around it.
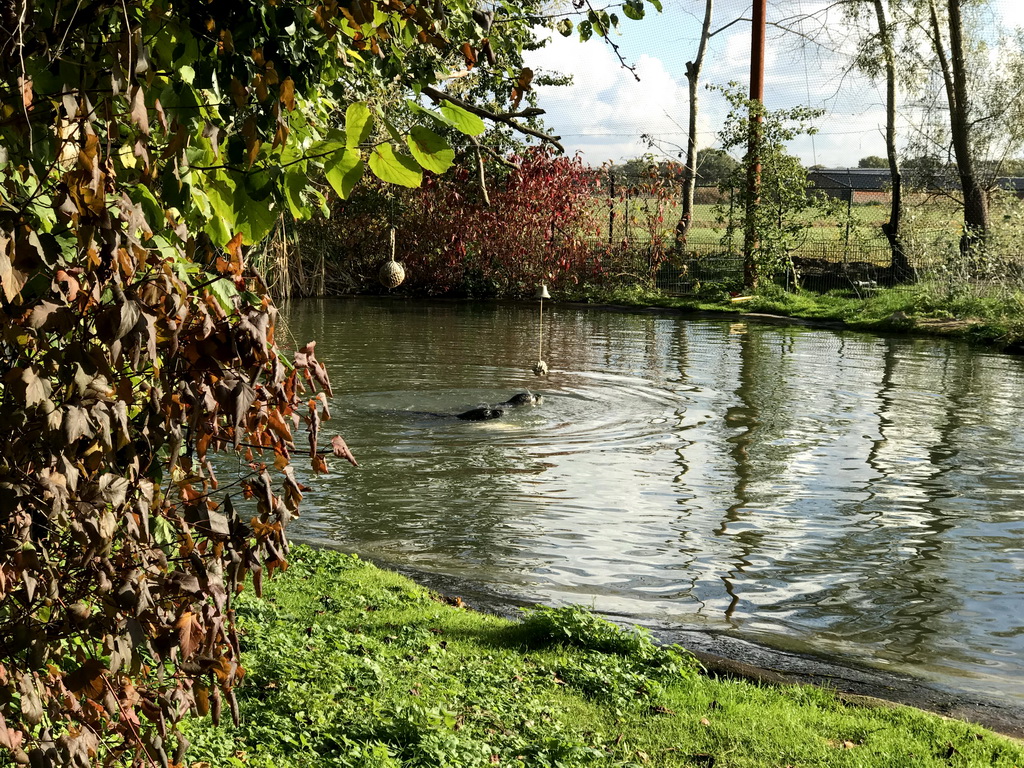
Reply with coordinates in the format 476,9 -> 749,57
379,228 -> 406,289
533,284 -> 551,377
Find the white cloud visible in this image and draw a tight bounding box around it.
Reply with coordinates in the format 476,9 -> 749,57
524,0 -> 1021,169
527,33 -> 698,164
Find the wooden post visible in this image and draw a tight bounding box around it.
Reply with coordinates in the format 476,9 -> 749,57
743,0 -> 767,289
608,171 -> 615,245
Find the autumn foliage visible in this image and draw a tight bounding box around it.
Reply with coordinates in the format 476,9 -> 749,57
0,0 -> 669,759
296,148 -> 606,297
401,149 -> 605,296
301,149 -> 683,298
0,0 -> 463,764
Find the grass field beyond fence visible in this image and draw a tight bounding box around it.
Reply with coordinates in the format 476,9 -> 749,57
582,183 -> 1024,299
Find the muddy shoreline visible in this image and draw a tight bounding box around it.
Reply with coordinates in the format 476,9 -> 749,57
293,537 -> 1024,740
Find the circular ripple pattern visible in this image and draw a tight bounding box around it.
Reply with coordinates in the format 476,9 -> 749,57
282,298 -> 1024,703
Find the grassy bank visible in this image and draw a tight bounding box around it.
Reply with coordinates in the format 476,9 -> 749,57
183,546 -> 1024,767
564,283 -> 1024,350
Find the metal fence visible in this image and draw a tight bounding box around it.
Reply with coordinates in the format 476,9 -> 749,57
584,172 -> 1024,297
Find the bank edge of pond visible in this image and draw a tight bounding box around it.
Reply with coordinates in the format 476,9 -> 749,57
294,537 -> 1024,743
553,290 -> 1024,354
341,290 -> 1024,353
184,542 -> 1024,768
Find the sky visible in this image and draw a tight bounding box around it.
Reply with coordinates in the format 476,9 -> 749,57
522,0 -> 1024,169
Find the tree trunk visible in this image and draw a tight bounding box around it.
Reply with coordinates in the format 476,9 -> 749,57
929,0 -> 989,265
676,0 -> 713,247
872,0 -> 914,284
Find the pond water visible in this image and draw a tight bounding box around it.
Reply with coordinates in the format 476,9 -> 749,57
283,297 -> 1024,702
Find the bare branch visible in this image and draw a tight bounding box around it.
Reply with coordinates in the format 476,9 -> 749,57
583,0 -> 639,81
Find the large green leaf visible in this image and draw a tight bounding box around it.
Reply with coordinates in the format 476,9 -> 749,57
407,127 -> 455,174
209,277 -> 239,313
323,149 -> 365,199
203,210 -> 233,246
284,167 -> 311,219
233,181 -> 277,244
622,0 -> 645,21
308,132 -> 347,157
208,173 -> 276,244
346,103 -> 374,148
439,102 -> 486,136
368,145 -> 422,188
406,100 -> 446,125
205,178 -> 238,232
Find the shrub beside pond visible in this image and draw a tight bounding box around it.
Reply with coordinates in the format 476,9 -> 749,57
182,546 -> 1024,768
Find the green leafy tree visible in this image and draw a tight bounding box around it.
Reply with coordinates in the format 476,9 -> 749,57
715,83 -> 836,288
858,155 -> 890,168
0,0 -> 669,763
695,148 -> 741,187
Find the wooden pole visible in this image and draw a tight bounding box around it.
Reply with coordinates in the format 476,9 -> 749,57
743,0 -> 767,289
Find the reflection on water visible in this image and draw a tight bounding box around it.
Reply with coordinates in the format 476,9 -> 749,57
282,297 -> 1024,701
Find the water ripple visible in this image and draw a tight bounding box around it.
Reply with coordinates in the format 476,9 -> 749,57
282,298 -> 1024,703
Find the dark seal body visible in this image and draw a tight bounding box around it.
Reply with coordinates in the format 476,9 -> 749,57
453,393 -> 540,421
456,407 -> 504,421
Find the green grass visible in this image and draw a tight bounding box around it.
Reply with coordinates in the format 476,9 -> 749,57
562,280 -> 1024,350
590,194 -> 1022,267
182,546 -> 1024,768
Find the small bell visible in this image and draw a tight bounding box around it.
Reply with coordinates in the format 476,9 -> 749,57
534,284 -> 551,300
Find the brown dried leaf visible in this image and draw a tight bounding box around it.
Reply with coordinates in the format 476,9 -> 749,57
280,77 -> 295,111
219,28 -> 234,54
267,409 -> 294,444
54,269 -> 80,302
63,405 -> 94,443
310,361 -> 333,396
294,340 -> 316,369
311,453 -> 329,474
176,611 -> 201,659
21,365 -> 52,407
230,77 -> 249,108
18,76 -> 32,109
0,710 -> 21,752
330,435 -> 358,467
64,659 -> 106,701
226,232 -> 244,262
0,242 -> 27,302
516,67 -> 534,90
17,674 -> 43,725
129,85 -> 150,135
195,685 -> 210,716
253,73 -> 269,102
315,391 -> 331,421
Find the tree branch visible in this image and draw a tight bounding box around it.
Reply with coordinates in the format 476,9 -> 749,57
420,85 -> 564,152
583,0 -> 639,82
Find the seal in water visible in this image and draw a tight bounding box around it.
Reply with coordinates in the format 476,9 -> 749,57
455,392 -> 542,421
456,407 -> 504,421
